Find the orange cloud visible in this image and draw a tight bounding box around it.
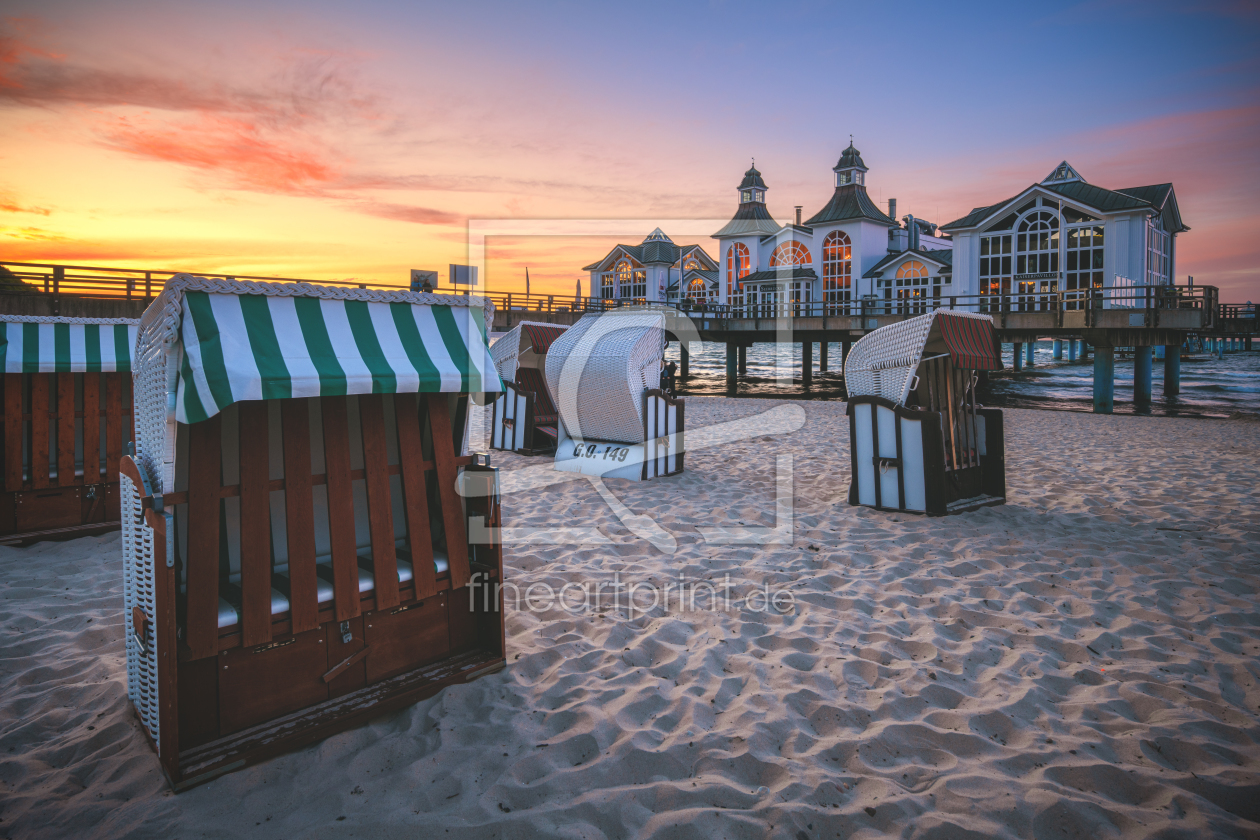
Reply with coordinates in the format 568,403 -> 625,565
99,112 -> 340,194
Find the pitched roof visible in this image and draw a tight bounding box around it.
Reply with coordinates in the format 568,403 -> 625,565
942,179 -> 1188,232
741,267 -> 818,284
862,248 -> 954,279
582,240 -> 717,271
713,201 -> 781,238
760,223 -> 813,243
803,184 -> 894,227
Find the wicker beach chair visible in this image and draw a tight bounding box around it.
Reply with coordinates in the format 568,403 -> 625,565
844,310 -> 1006,515
0,315 -> 137,540
490,321 -> 567,454
121,275 -> 506,789
543,309 -> 683,481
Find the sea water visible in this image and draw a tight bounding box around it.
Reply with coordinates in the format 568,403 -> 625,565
663,340 -> 1260,419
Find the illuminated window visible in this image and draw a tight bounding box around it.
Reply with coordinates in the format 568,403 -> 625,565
1015,210 -> 1060,311
686,277 -> 713,301
769,241 -> 812,267
895,260 -> 929,285
613,258 -> 646,300
822,230 -> 851,315
1065,225 -> 1104,309
684,256 -> 702,271
726,243 -> 750,313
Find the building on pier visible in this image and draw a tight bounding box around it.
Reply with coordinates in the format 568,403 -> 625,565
713,145 -> 903,316
940,161 -> 1188,310
581,229 -> 719,305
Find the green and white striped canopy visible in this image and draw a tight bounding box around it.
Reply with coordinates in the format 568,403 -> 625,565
0,318 -> 136,373
176,291 -> 501,424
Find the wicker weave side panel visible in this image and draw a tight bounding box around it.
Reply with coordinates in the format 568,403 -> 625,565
122,472 -> 160,744
490,323 -> 522,384
544,311 -> 665,445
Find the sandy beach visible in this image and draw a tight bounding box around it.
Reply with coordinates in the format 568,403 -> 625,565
1,398 -> 1258,839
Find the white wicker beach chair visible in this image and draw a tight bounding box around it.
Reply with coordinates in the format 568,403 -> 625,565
490,321 -> 568,454
543,309 -> 683,480
845,310 -> 1005,515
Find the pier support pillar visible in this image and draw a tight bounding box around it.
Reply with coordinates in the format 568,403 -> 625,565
1093,348 -> 1115,414
738,344 -> 747,376
1246,337 -> 1252,351
820,341 -> 828,372
1081,341 -> 1090,358
1053,339 -> 1063,360
1068,339 -> 1078,362
726,342 -> 737,389
1163,345 -> 1181,396
841,341 -> 851,369
680,343 -> 689,378
802,341 -> 813,388
1013,342 -> 1024,372
1133,346 -> 1153,405
1026,341 -> 1036,366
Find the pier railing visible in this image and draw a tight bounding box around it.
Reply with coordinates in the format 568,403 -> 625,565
1,262 -> 1253,332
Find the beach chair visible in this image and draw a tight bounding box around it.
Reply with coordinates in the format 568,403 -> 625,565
121,276 -> 505,790
0,315 -> 136,540
490,321 -> 567,455
844,310 -> 1005,515
544,310 -> 683,481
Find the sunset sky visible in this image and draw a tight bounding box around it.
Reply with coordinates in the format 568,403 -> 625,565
1,1 -> 1258,300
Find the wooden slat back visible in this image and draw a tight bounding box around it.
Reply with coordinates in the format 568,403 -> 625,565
237,400 -> 273,647
82,373 -> 100,484
321,396 -> 360,622
281,399 -> 319,635
427,394 -> 469,589
394,395 -> 437,599
30,375 -> 50,489
105,373 -> 123,486
4,374 -> 22,492
358,395 -> 399,610
57,373 -> 75,486
185,416 -> 222,661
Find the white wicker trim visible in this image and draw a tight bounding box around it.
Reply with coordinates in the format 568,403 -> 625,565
844,310 -> 995,406
0,314 -> 140,325
122,472 -> 161,745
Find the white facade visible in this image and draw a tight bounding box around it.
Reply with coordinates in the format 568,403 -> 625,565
941,162 -> 1185,311
711,145 -> 935,316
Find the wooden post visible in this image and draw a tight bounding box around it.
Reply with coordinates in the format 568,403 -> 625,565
725,343 -> 737,389
738,344 -> 746,376
1163,345 -> 1181,396
1133,346 -> 1152,405
1012,342 -> 1023,373
802,341 -> 812,388
680,343 -> 689,379
819,341 -> 828,372
1093,347 -> 1115,414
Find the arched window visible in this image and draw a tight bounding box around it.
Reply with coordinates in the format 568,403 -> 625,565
822,231 -> 851,315
769,241 -> 812,267
1015,210 -> 1060,311
895,260 -> 928,285
895,260 -> 930,314
726,243 -> 750,313
612,258 -> 646,301
686,277 -> 711,301
684,256 -> 702,271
